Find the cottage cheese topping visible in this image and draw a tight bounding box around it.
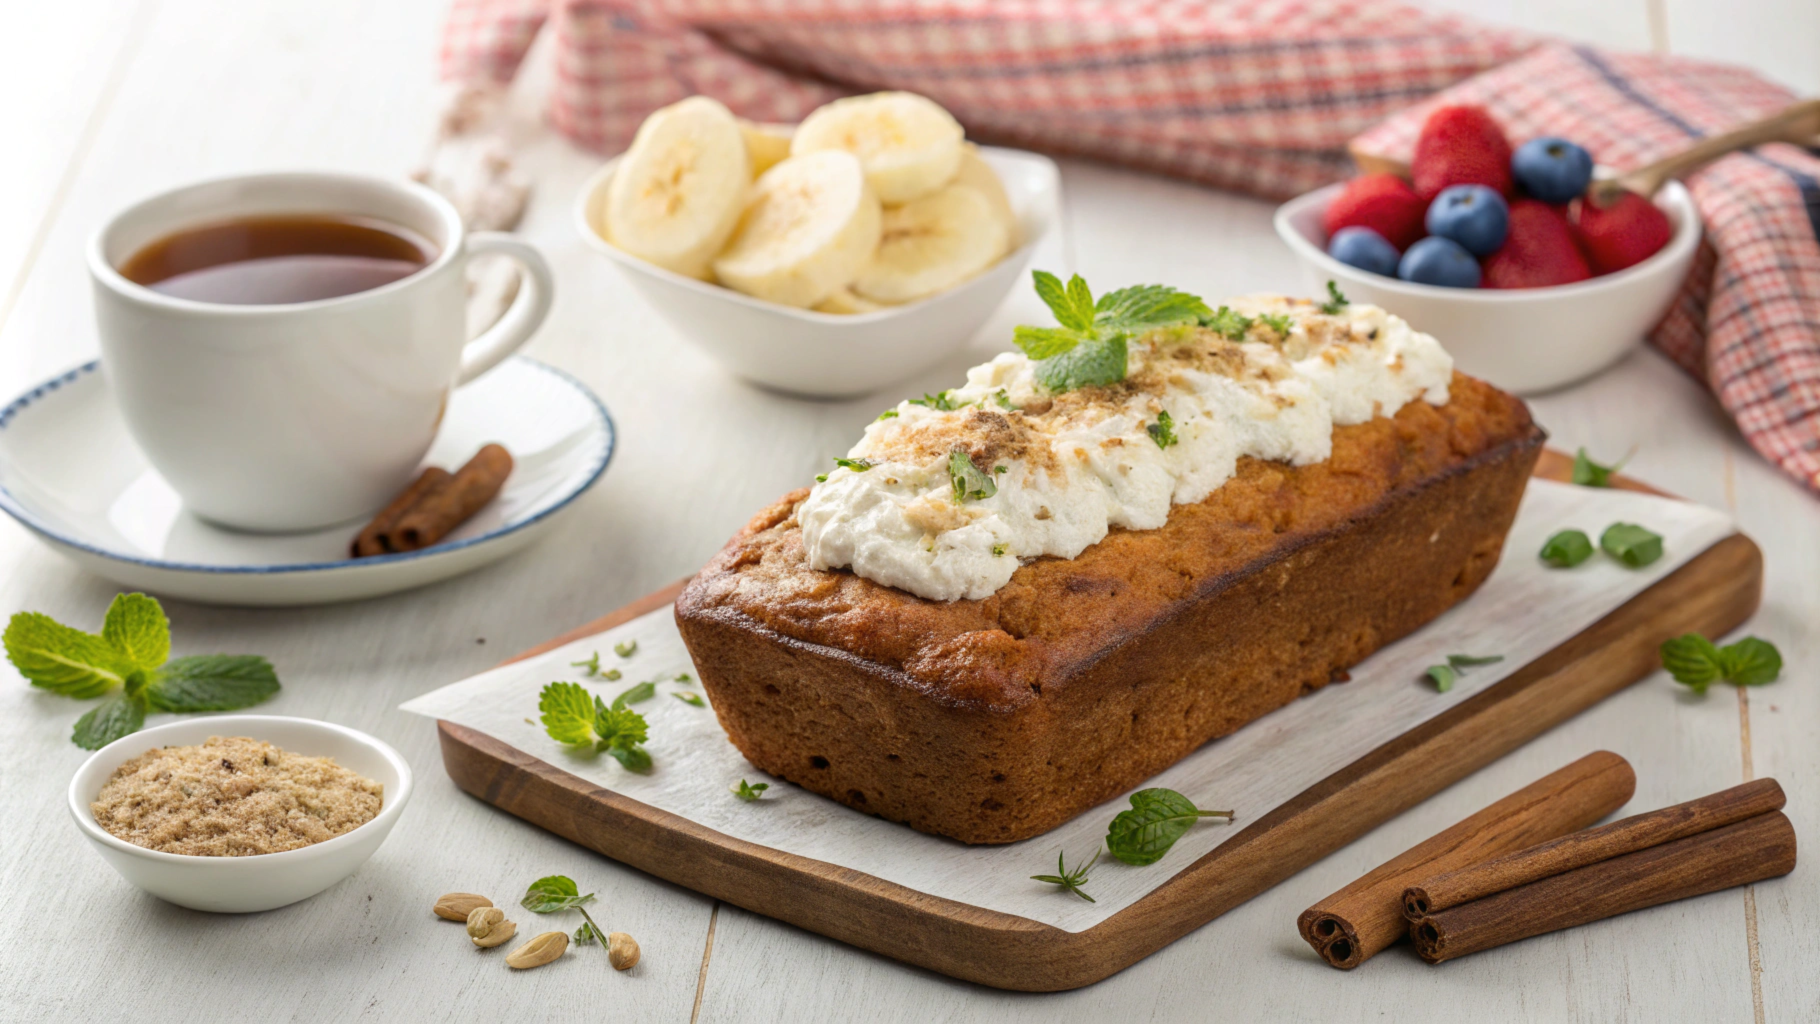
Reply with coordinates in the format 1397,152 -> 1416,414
798,297 -> 1453,601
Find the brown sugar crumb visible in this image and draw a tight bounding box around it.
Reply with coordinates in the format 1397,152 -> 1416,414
91,735 -> 382,856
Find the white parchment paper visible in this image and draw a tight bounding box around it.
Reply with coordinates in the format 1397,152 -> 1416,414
402,479 -> 1734,932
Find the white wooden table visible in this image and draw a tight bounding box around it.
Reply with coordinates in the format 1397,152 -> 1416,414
1,2 -> 1813,1021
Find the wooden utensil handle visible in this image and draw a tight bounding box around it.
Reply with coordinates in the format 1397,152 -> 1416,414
1595,98 -> 1820,204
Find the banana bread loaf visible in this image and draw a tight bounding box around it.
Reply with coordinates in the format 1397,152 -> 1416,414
677,299 -> 1542,844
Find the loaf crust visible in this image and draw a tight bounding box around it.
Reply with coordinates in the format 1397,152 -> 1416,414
676,373 -> 1544,844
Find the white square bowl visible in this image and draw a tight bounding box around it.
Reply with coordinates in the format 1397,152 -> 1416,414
575,146 -> 1060,399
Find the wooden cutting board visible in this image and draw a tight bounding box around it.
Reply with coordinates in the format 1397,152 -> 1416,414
436,452 -> 1761,991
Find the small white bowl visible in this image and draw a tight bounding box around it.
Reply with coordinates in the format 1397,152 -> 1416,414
576,146 -> 1060,399
69,715 -> 412,913
1274,180 -> 1701,394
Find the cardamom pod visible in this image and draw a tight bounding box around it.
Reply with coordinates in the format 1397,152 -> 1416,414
466,906 -> 506,940
506,931 -> 569,969
433,892 -> 492,921
607,931 -> 640,971
471,918 -> 516,949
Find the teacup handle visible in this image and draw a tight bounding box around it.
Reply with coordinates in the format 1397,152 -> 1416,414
455,232 -> 555,386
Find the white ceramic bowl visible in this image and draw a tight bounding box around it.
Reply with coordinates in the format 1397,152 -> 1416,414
576,146 -> 1060,399
69,715 -> 412,912
1274,181 -> 1701,394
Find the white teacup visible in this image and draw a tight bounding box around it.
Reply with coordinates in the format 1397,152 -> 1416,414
88,171 -> 553,532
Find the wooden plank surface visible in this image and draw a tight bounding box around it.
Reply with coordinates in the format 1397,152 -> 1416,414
0,0 -> 1811,1019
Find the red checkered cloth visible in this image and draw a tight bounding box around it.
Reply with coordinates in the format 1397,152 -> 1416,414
438,0 -> 1534,199
1353,44 -> 1820,493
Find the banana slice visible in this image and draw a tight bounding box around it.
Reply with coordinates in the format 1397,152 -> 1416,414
738,120 -> 795,178
791,92 -> 964,205
813,287 -> 888,314
603,96 -> 749,279
712,151 -> 882,308
852,184 -> 1009,304
954,144 -> 1019,248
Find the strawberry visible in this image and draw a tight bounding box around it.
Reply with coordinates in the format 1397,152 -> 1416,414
1411,105 -> 1513,201
1572,192 -> 1673,274
1323,173 -> 1427,250
1484,200 -> 1592,289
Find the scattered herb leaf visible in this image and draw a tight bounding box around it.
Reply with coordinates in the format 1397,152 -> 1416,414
815,474 -> 828,482
1540,529 -> 1595,567
614,640 -> 637,658
1105,788 -> 1234,866
1426,664 -> 1459,693
674,692 -> 705,707
1319,280 -> 1349,315
522,875 -> 608,959
1660,634 -> 1782,695
538,681 -> 653,771
948,450 -> 998,504
574,922 -> 602,945
4,593 -> 280,749
615,681 -> 657,706
1449,653 -> 1504,669
1426,653 -> 1503,693
674,673 -> 693,684
1600,522 -> 1663,568
571,652 -> 602,677
1031,848 -> 1099,902
1571,448 -> 1629,488
991,543 -> 1008,557
1147,410 -> 1178,449
603,668 -> 621,681
732,779 -> 770,801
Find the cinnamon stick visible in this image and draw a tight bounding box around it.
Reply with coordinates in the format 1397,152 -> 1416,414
350,467 -> 452,557
394,443 -> 513,550
1411,810 -> 1796,964
1297,751 -> 1634,969
1404,777 -> 1785,919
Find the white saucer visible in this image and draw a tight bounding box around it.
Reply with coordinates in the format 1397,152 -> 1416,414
0,356 -> 614,606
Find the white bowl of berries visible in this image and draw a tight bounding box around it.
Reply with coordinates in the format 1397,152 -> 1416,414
1273,107 -> 1702,394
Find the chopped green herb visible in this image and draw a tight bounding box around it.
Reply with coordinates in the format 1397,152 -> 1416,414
4,593 -> 280,749
1448,653 -> 1504,669
574,922 -> 602,945
909,390 -> 968,412
1258,312 -> 1295,337
815,474 -> 828,482
1660,634 -> 1782,695
1540,529 -> 1595,567
1319,280 -> 1349,315
877,409 -> 899,421
1425,652 -> 1503,693
991,543 -> 1008,557
1147,409 -> 1178,449
1600,523 -> 1663,567
1030,848 -> 1099,902
1426,664 -> 1459,692
948,450 -> 998,503
616,680 -> 657,705
537,681 -> 653,771
674,692 -> 705,707
993,389 -> 1017,410
674,673 -> 693,684
1571,448 -> 1629,488
570,651 -> 602,677
614,640 -> 637,658
1201,305 -> 1254,340
603,668 -> 621,681
832,457 -> 875,473
1105,788 -> 1235,865
732,779 -> 770,801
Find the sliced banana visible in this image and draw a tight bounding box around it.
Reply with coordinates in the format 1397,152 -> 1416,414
713,151 -> 882,308
852,184 -> 1009,304
953,144 -> 1019,249
738,120 -> 795,178
791,92 -> 964,205
813,287 -> 888,315
603,96 -> 749,279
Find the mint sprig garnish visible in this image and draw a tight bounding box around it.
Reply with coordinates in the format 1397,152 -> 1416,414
521,875 -> 609,960
538,680 -> 653,772
731,779 -> 769,801
1031,848 -> 1099,902
5,593 -> 279,749
1660,634 -> 1782,695
1013,271 -> 1211,392
1105,788 -> 1234,866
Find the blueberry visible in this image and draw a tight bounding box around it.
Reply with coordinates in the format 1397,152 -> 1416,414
1326,226 -> 1400,276
1512,137 -> 1594,204
1425,185 -> 1509,257
1398,236 -> 1482,288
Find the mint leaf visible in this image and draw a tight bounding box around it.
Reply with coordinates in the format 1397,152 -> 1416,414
1146,410 -> 1178,449
571,651 -> 602,677
1660,634 -> 1724,694
675,692 -> 705,707
1600,523 -> 1663,567
1572,448 -> 1627,488
574,922 -> 601,945
1540,529 -> 1594,567
1012,325 -> 1089,360
606,744 -> 653,772
908,390 -> 969,412
3,611 -> 132,698
539,681 -> 600,746
1094,284 -> 1212,333
947,450 -> 998,504
522,875 -> 595,913
1319,280 -> 1349,315
1031,270 -> 1095,331
1034,333 -> 1128,392
72,693 -> 146,750
1201,306 -> 1254,340
613,640 -> 637,658
1426,664 -> 1459,692
731,779 -> 769,801
100,593 -> 170,672
1104,788 -> 1234,866
146,655 -> 279,711
1719,637 -> 1782,686
612,681 -> 657,707
1448,653 -> 1504,669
